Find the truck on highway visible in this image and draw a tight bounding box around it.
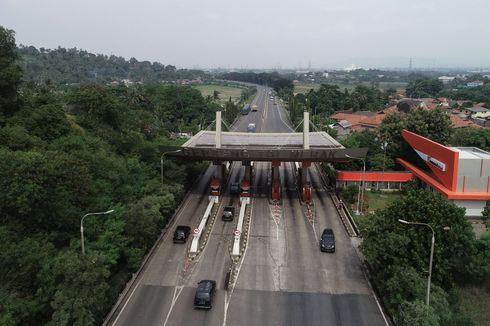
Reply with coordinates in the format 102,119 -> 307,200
241,104 -> 251,115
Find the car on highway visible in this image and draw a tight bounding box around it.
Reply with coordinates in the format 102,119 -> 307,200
230,182 -> 240,195
194,280 -> 216,309
247,123 -> 256,132
252,104 -> 258,112
173,225 -> 191,243
222,206 -> 235,221
320,228 -> 335,252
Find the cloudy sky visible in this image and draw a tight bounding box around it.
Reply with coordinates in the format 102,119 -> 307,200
1,0 -> 489,69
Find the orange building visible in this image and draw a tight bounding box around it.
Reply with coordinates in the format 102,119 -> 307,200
336,130 -> 490,216
397,130 -> 490,216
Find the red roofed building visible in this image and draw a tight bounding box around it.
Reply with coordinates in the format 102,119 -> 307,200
450,115 -> 481,129
330,107 -> 397,134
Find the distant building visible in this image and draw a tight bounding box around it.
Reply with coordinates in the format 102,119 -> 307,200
462,106 -> 488,116
467,81 -> 484,88
344,64 -> 362,72
438,76 -> 455,84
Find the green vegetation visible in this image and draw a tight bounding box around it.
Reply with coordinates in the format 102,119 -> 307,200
221,71 -> 294,99
287,83 -> 389,128
0,26 -> 232,325
294,81 -> 407,94
450,128 -> 490,152
17,45 -> 206,85
458,281 -> 490,325
294,82 -> 321,94
193,84 -> 243,104
360,189 -> 490,325
363,191 -> 401,212
334,107 -> 453,172
406,78 -> 444,98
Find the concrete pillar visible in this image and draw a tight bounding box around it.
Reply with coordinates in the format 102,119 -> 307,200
303,111 -> 310,150
216,111 -> 222,149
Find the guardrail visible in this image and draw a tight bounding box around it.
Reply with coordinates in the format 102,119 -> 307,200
103,169 -> 206,326
313,163 -> 359,237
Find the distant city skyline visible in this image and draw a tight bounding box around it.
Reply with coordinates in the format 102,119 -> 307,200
2,0 -> 489,70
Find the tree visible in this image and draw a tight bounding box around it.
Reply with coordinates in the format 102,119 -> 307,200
48,251 -> 110,326
350,85 -> 387,112
0,26 -> 23,117
397,300 -> 439,326
406,78 -> 444,98
378,108 -> 452,167
360,189 -> 479,302
450,128 -> 490,152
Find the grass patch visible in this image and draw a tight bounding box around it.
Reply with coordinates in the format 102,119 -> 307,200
294,83 -> 320,94
193,84 -> 243,104
458,282 -> 490,325
294,81 -> 408,94
363,191 -> 401,213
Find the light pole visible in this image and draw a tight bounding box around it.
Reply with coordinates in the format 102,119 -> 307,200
161,150 -> 182,185
81,209 -> 114,255
345,154 -> 366,215
398,219 -> 450,306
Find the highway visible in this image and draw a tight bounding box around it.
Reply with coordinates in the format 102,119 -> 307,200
109,86 -> 387,326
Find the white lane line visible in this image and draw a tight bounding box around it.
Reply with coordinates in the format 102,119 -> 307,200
222,198 -> 254,326
276,104 -> 294,131
162,285 -> 185,326
112,281 -> 140,326
111,191 -> 199,325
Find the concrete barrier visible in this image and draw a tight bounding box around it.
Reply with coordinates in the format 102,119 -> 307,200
190,200 -> 215,253
232,201 -> 247,256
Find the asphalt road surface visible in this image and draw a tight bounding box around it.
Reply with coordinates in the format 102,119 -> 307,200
110,86 -> 387,326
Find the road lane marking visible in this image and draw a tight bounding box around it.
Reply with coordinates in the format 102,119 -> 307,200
162,285 -> 185,326
222,197 -> 254,326
111,188 -> 201,325
276,103 -> 294,131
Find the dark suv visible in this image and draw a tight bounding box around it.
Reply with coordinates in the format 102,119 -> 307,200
194,280 -> 216,309
320,228 -> 335,253
173,225 -> 191,243
230,182 -> 240,195
222,206 -> 235,221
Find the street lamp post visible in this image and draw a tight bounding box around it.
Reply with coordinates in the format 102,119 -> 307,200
398,219 -> 450,306
80,209 -> 114,255
345,154 -> 366,215
161,150 -> 182,185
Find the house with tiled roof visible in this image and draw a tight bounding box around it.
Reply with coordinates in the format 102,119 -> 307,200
450,115 -> 480,129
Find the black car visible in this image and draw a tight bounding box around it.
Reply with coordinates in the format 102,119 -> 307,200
173,225 -> 191,243
320,228 -> 335,253
230,182 -> 240,195
194,280 -> 216,309
222,206 -> 235,221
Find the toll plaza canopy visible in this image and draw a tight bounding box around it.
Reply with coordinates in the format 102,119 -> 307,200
161,130 -> 368,162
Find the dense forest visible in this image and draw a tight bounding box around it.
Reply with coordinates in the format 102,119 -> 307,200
17,45 -> 207,85
0,26 -> 240,325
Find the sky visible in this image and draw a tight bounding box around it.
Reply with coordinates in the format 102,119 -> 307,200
1,0 -> 489,69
